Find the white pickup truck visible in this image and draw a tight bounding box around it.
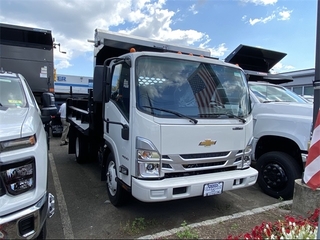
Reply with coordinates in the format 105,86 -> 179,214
249,81 -> 312,199
225,45 -> 313,199
0,70 -> 55,239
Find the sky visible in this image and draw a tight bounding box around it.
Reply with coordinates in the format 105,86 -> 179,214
0,0 -> 317,78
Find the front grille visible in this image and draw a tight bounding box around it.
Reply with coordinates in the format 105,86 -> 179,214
182,161 -> 226,168
180,151 -> 230,159
19,215 -> 34,236
164,166 -> 237,178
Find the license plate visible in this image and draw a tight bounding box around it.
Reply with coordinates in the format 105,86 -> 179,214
203,182 -> 223,196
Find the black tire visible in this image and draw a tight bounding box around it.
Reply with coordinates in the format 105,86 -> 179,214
75,134 -> 88,164
36,221 -> 47,239
256,151 -> 302,200
106,154 -> 127,207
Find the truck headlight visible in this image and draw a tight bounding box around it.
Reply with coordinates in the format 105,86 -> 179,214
137,150 -> 161,178
235,137 -> 253,170
136,137 -> 163,178
0,135 -> 36,153
242,144 -> 252,169
0,158 -> 35,195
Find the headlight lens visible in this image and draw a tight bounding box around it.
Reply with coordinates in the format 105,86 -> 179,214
0,159 -> 35,195
235,138 -> 253,170
0,135 -> 37,153
242,144 -> 252,169
137,150 -> 161,178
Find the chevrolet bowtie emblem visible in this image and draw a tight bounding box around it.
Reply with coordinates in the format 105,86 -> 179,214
199,139 -> 217,147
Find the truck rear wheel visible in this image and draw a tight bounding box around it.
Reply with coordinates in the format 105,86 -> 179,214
75,135 -> 88,164
256,151 -> 301,200
106,154 -> 127,206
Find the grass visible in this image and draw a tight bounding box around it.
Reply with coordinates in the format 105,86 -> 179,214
176,221 -> 199,239
121,217 -> 157,235
122,217 -> 147,235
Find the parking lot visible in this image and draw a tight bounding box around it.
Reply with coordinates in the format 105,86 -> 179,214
46,136 -> 281,239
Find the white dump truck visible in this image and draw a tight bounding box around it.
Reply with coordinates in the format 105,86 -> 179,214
66,29 -> 258,206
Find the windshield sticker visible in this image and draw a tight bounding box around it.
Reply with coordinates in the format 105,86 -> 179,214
123,79 -> 129,88
8,100 -> 22,104
234,72 -> 241,77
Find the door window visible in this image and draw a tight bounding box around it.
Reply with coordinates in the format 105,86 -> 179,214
110,63 -> 130,120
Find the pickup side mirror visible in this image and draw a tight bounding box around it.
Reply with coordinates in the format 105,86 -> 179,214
41,92 -> 58,116
41,115 -> 52,124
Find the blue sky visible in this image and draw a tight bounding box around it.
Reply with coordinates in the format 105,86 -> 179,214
0,0 -> 317,77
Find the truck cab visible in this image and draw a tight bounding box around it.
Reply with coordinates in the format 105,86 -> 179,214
0,70 -> 55,239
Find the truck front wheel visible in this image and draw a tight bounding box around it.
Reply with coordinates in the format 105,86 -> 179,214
75,135 -> 88,163
106,154 -> 127,206
256,151 -> 301,200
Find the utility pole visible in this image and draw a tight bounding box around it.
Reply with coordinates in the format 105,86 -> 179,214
314,0 -> 320,125
315,1 -> 320,239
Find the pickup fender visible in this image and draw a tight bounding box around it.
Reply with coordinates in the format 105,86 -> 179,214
253,113 -> 311,152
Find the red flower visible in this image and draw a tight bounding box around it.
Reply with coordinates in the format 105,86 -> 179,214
226,207 -> 320,240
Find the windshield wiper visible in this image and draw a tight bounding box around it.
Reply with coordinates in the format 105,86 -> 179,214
200,113 -> 246,123
142,106 -> 198,124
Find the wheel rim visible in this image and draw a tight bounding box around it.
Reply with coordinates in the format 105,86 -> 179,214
261,163 -> 288,190
75,137 -> 80,158
107,161 -> 117,196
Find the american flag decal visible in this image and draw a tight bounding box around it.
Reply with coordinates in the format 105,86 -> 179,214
187,63 -> 220,115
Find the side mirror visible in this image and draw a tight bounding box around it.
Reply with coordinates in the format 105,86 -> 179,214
41,115 -> 52,124
41,92 -> 58,116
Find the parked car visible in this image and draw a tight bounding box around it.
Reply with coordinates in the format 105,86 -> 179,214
0,69 -> 55,239
249,81 -> 313,199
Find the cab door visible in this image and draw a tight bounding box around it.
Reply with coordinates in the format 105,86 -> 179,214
105,62 -> 131,186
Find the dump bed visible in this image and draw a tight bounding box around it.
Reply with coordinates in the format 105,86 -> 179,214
225,44 -> 293,84
0,23 -> 54,99
93,29 -> 212,65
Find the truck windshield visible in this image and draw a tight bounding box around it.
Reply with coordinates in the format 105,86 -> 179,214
135,56 -> 250,119
249,83 -> 307,103
0,76 -> 27,108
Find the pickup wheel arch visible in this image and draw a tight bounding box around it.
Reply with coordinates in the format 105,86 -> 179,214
256,151 -> 302,200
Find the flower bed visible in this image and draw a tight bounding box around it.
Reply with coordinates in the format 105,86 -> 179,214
227,208 -> 319,239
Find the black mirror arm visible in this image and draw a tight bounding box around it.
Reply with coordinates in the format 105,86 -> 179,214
105,119 -> 129,140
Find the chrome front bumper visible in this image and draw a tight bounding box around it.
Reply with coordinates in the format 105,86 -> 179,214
0,192 -> 55,239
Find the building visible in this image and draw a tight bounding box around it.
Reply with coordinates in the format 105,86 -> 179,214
281,68 -> 315,96
54,74 -> 93,94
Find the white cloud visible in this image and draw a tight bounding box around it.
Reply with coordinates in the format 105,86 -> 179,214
118,1 -> 207,47
241,0 -> 277,6
270,62 -> 295,73
0,0 -> 226,72
278,8 -> 293,21
55,59 -> 73,70
208,44 -> 228,58
188,4 -> 198,14
247,7 -> 292,25
249,14 -> 276,25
